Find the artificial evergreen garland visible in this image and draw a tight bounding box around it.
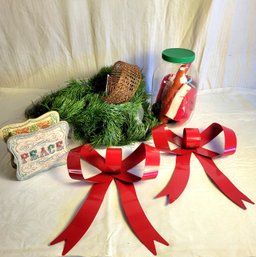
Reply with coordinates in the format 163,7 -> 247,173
25,66 -> 160,147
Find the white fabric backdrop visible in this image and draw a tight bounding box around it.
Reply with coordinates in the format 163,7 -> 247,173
1,0 -> 255,91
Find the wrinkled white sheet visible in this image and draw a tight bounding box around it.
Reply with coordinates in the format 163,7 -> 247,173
1,0 -> 256,91
0,87 -> 256,257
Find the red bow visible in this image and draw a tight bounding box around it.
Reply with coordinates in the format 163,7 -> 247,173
152,123 -> 254,209
50,143 -> 169,255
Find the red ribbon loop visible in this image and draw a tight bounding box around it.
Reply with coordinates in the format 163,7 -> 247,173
183,128 -> 201,148
104,148 -> 122,173
50,143 -> 169,256
152,123 -> 254,209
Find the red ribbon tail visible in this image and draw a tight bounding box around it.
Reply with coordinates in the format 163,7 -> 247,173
115,180 -> 169,255
50,181 -> 111,255
195,154 -> 254,209
156,153 -> 191,204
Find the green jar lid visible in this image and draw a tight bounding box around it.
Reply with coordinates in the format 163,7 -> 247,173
162,48 -> 195,63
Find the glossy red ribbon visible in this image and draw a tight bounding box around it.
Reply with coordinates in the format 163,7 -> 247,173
50,143 -> 169,255
152,123 -> 254,209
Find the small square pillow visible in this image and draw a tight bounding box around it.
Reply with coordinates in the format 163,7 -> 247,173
7,121 -> 69,180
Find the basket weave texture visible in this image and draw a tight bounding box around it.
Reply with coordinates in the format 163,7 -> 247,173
104,61 -> 142,104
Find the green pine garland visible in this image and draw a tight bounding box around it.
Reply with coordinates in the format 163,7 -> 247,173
25,66 -> 160,147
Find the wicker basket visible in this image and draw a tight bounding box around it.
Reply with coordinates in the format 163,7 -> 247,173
104,61 -> 142,104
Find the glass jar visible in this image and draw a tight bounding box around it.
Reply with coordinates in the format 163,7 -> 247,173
151,48 -> 198,124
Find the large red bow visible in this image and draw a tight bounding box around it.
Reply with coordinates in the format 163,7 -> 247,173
152,123 -> 254,209
50,143 -> 169,255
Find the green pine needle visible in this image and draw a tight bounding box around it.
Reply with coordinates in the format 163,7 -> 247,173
25,66 -> 160,147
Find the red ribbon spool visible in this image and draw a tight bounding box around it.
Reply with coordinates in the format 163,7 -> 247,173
50,143 -> 169,255
152,123 -> 254,209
